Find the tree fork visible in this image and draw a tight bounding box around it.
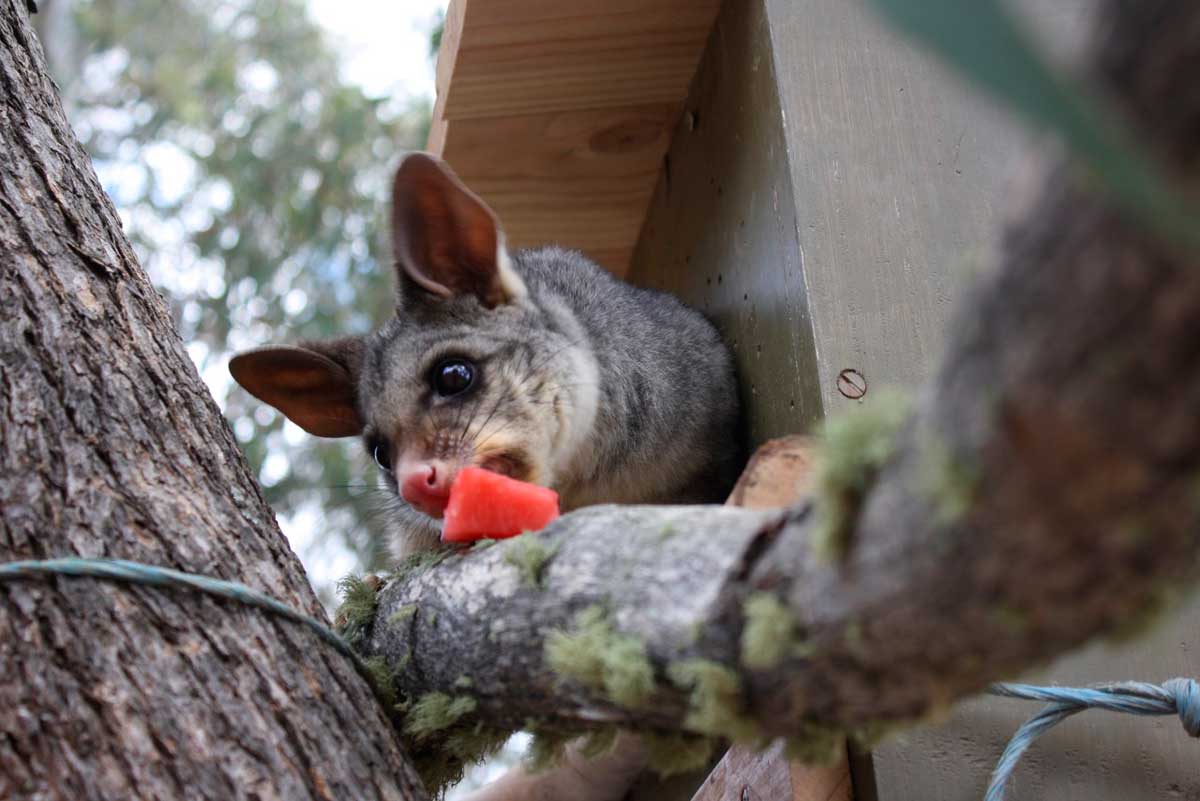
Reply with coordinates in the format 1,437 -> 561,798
0,2 -> 425,798
363,0 -> 1200,745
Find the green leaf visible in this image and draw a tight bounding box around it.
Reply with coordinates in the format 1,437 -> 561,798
864,0 -> 1200,254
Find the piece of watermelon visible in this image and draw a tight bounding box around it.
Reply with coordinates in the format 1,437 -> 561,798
442,467 -> 560,543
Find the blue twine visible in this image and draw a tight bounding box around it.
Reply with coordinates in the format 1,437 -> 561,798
985,679 -> 1200,801
0,557 -> 382,696
3,557 -> 1198,799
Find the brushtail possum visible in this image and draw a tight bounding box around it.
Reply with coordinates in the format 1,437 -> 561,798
230,153 -> 741,556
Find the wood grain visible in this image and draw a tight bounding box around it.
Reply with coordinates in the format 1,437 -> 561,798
628,0 -> 826,448
428,0 -> 720,274
693,742 -> 853,801
697,437 -> 852,801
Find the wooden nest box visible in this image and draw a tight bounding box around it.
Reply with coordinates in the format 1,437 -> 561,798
430,1 -> 1200,800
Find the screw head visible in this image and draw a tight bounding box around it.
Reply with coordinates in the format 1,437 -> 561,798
836,368 -> 867,400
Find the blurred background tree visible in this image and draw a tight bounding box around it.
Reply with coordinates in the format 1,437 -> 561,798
34,0 -> 440,604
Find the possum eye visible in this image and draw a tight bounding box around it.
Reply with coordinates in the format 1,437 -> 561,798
370,439 -> 393,472
431,359 -> 476,397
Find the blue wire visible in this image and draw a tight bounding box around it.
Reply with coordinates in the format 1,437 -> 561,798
0,557 -> 382,694
984,679 -> 1200,801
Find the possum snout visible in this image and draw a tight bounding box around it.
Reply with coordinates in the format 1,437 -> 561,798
398,460 -> 453,518
395,436 -> 539,520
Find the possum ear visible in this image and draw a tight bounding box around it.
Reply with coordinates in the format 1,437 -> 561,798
229,338 -> 364,438
390,152 -> 526,308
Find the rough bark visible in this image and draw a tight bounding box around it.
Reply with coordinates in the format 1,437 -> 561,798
363,0 -> 1200,742
0,3 -> 424,799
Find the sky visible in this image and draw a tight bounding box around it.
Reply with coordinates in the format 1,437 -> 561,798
261,0 -> 450,590
308,0 -> 447,101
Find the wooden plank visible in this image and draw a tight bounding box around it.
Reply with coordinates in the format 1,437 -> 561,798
870,605 -> 1200,800
446,3 -> 718,119
632,11 -> 850,801
693,742 -> 853,801
743,1 -> 1200,800
759,0 -> 1091,415
438,103 -> 674,272
691,437 -> 851,801
725,436 -> 817,510
632,0 -> 1200,798
744,1 -> 1195,798
428,0 -> 720,275
627,0 -> 825,444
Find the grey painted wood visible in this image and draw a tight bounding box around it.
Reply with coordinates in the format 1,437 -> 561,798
872,595 -> 1200,801
765,0 -> 1069,415
632,0 -> 1199,798
628,0 -> 824,447
627,2 -> 821,797
759,4 -> 1200,800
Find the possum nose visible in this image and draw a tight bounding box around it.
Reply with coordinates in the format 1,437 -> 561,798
399,463 -> 453,518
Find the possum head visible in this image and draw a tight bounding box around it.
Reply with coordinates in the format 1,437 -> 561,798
230,154 -> 598,550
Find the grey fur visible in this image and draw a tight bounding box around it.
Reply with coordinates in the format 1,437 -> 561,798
362,245 -> 741,557
230,155 -> 741,559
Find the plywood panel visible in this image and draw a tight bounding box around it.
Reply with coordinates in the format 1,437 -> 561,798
758,1 -> 1200,800
428,0 -> 720,274
633,0 -> 1199,798
762,0 -> 1092,416
693,437 -> 852,801
627,0 -> 825,445
871,598 -> 1200,801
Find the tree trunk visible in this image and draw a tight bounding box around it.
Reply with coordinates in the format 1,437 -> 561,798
0,3 -> 425,799
361,0 -> 1200,744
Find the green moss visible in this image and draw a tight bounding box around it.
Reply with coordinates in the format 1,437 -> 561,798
667,659 -> 761,743
843,621 -> 867,658
641,731 -> 718,776
917,435 -> 980,526
361,655 -> 398,709
545,606 -> 656,709
658,524 -> 677,540
403,693 -> 478,741
848,720 -> 897,752
386,604 -> 419,627
989,604 -> 1028,635
812,391 -> 912,561
784,722 -> 846,764
741,592 -> 800,670
453,675 -> 474,689
504,536 -> 559,588
393,548 -> 453,580
525,726 -> 576,773
579,727 -> 620,760
441,723 -> 511,763
334,574 -> 380,646
471,538 -> 498,551
408,727 -> 511,801
404,711 -> 514,798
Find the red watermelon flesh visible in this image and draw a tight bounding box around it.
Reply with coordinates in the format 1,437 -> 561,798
442,467 -> 560,543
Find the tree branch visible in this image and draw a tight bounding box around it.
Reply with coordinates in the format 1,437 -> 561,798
362,0 -> 1200,754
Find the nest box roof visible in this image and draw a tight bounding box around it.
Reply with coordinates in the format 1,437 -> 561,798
428,0 -> 720,275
